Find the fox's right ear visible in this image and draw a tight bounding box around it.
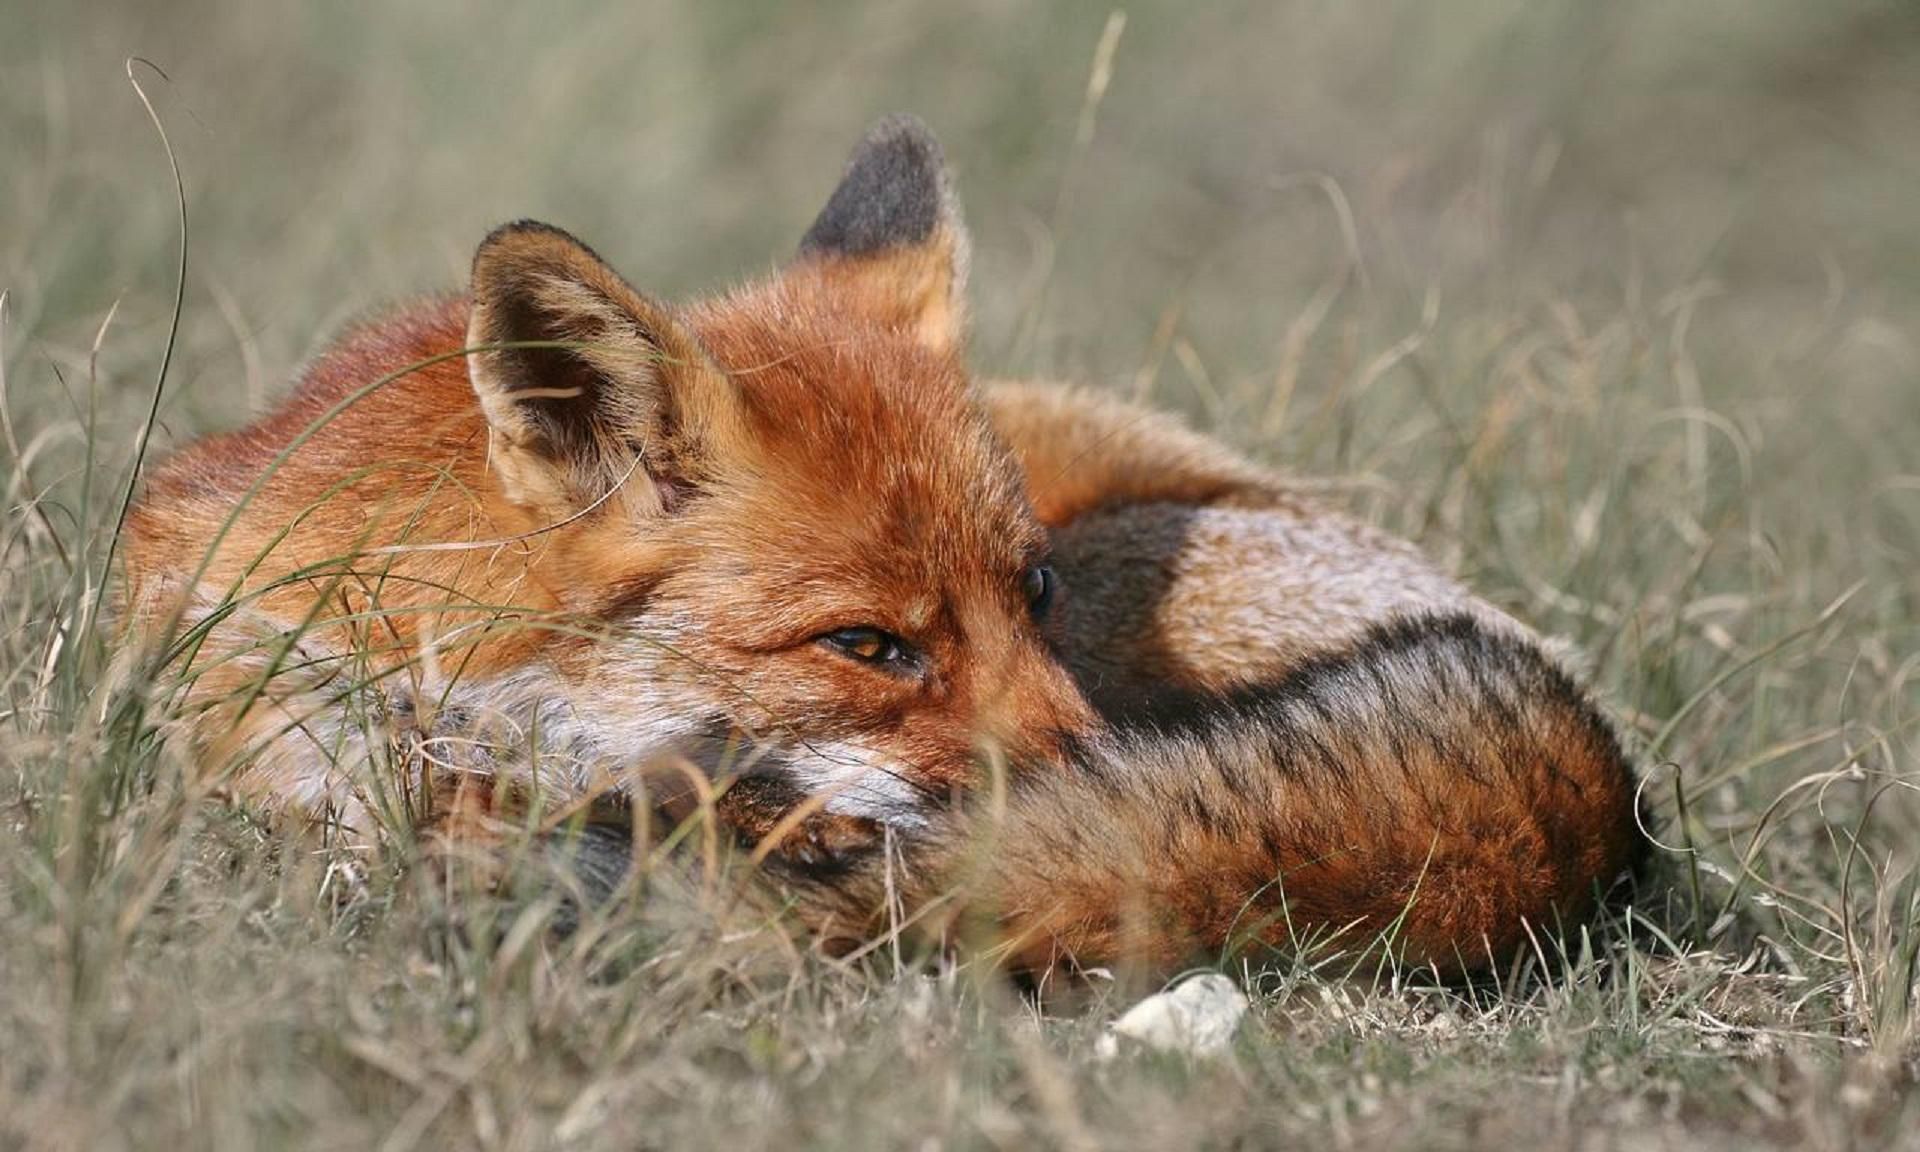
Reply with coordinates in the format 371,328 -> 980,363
467,222 -> 736,518
793,114 -> 970,355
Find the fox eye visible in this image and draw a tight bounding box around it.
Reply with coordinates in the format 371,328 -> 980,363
1023,564 -> 1056,619
821,627 -> 914,669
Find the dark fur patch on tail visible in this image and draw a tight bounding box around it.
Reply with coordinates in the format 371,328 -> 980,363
1107,610 -> 1648,879
1111,613 -> 1572,737
543,822 -> 636,928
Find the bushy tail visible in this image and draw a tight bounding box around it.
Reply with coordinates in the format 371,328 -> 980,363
786,613 -> 1646,980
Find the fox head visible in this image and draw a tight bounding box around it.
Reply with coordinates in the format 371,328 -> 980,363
462,116 -> 1096,835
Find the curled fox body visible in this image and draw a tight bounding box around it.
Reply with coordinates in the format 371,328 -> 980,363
121,116 -> 1642,980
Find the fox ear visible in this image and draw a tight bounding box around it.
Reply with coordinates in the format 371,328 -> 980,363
795,114 -> 970,355
467,222 -> 731,517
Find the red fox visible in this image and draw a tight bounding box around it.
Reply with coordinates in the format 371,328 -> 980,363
121,115 -> 1643,981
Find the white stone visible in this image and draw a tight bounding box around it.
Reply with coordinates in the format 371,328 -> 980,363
1094,973 -> 1248,1060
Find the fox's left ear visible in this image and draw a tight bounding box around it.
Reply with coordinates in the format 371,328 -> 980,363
794,114 -> 970,355
467,221 -> 738,519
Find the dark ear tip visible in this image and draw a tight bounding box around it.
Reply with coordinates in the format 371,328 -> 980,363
799,112 -> 959,259
858,112 -> 946,165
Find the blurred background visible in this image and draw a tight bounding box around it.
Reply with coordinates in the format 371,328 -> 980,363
4,0 -> 1919,850
6,2 -> 1916,425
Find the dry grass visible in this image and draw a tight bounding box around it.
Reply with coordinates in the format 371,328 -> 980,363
3,1 -> 1919,1148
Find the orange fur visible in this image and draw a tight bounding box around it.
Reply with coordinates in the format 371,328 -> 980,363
124,229 -> 1090,838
